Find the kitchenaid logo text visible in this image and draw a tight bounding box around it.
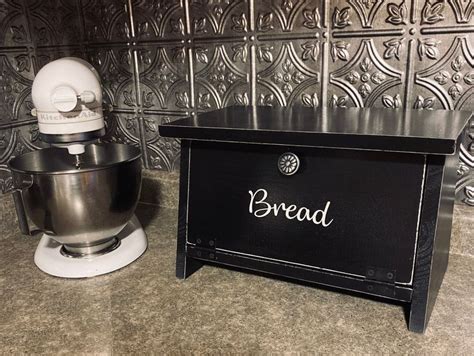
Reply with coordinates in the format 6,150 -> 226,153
38,107 -> 102,122
248,188 -> 334,227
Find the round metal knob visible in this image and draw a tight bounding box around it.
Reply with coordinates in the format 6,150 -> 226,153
278,152 -> 300,176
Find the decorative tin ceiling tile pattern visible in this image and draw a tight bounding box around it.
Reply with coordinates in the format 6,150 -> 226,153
194,41 -> 251,110
328,37 -> 405,108
0,0 -> 30,47
101,111 -> 141,146
135,43 -> 190,112
132,0 -> 186,41
87,46 -> 136,109
190,0 -> 249,37
0,54 -> 33,124
81,0 -> 131,44
0,0 -> 473,205
28,0 -> 83,46
34,46 -> 86,72
141,113 -> 181,171
256,39 -> 321,107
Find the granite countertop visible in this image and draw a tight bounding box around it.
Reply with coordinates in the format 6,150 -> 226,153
1,200 -> 473,354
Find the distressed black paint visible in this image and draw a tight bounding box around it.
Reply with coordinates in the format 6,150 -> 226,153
160,106 -> 471,333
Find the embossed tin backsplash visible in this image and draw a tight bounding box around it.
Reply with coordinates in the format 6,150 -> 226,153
0,0 -> 473,203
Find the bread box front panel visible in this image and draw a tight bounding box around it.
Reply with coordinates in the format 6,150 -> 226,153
187,141 -> 426,285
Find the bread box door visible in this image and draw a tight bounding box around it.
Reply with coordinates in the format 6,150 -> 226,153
187,141 -> 426,285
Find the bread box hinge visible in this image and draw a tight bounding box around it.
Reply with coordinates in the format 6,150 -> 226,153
365,266 -> 396,283
194,235 -> 216,249
187,245 -> 217,261
188,236 -> 216,261
364,267 -> 396,296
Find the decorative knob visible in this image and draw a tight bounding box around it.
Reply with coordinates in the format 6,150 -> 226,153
278,152 -> 300,176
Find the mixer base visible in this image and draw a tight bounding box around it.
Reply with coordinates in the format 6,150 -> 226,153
34,215 -> 147,278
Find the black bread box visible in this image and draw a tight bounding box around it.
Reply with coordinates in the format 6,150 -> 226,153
159,106 -> 472,333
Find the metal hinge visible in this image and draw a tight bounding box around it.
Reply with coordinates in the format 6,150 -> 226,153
366,266 -> 396,283
187,235 -> 217,261
194,235 -> 216,249
364,266 -> 396,296
187,245 -> 217,261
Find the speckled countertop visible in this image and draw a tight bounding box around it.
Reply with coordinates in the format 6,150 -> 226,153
1,198 -> 473,354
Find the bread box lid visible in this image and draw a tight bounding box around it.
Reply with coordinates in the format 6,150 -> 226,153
159,106 -> 472,155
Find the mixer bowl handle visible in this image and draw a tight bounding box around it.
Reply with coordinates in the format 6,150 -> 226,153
11,175 -> 34,236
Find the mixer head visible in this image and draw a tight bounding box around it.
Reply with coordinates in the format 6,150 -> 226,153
31,57 -> 105,154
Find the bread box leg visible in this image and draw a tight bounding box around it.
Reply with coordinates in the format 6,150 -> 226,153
176,140 -> 203,279
176,244 -> 202,279
176,204 -> 202,279
409,154 -> 456,333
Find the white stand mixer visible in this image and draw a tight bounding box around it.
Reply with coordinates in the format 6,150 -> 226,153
9,58 -> 147,278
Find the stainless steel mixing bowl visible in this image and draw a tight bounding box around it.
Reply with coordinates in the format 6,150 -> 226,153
9,143 -> 142,253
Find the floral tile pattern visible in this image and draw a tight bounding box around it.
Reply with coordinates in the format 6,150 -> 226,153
34,46 -> 86,73
28,0 -> 83,46
0,0 -> 30,47
190,0 -> 249,37
81,0 -> 131,44
135,44 -> 190,112
0,53 -> 34,125
414,35 -> 474,111
194,41 -> 250,111
328,38 -> 404,108
101,111 -> 141,146
141,114 -> 183,171
254,0 -> 323,35
256,39 -> 321,107
86,46 -> 136,110
0,0 -> 473,203
131,0 -> 186,41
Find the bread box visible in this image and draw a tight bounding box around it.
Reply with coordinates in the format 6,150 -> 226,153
159,106 -> 472,333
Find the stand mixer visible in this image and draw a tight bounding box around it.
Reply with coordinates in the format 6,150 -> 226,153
8,57 -> 147,278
